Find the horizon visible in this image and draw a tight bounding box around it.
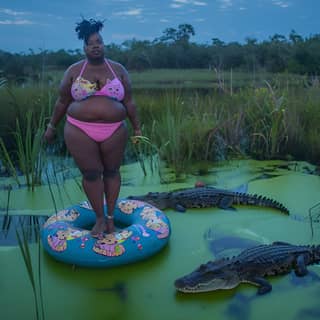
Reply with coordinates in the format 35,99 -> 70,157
1,0 -> 319,54
2,27 -> 319,55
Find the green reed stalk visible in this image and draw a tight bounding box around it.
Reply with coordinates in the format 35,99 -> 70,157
16,224 -> 45,320
131,134 -> 163,177
48,159 -> 67,207
45,169 -> 58,214
248,83 -> 288,159
14,109 -> 46,190
132,139 -> 147,176
265,81 -> 288,157
0,138 -> 21,186
145,91 -> 222,176
1,185 -> 12,235
155,91 -> 187,174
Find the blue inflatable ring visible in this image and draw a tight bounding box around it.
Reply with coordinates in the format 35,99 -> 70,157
41,199 -> 171,268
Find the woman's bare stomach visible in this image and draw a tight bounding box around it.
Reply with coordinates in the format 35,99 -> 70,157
67,96 -> 127,122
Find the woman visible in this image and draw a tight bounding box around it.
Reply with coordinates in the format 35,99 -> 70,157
44,18 -> 141,236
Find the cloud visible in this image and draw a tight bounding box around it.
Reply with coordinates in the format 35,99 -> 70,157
0,8 -> 30,16
218,0 -> 233,10
170,3 -> 183,8
0,7 -> 35,25
272,1 -> 291,8
193,1 -> 207,6
0,19 -> 34,25
170,0 -> 207,8
113,8 -> 143,16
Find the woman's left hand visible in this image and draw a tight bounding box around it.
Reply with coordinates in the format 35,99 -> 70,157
131,129 -> 142,144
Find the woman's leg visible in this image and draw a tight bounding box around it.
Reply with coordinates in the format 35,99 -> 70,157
64,122 -> 105,236
100,123 -> 128,233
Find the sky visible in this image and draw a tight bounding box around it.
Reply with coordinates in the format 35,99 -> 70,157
0,0 -> 319,53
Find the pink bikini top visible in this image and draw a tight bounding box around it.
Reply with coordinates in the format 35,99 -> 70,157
71,59 -> 125,101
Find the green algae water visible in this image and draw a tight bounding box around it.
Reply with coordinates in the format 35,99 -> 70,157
0,159 -> 319,320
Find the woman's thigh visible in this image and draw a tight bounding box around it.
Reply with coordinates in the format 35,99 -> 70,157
64,122 -> 103,171
99,123 -> 128,170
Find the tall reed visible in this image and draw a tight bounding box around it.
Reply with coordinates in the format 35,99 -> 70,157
139,90 -> 220,176
1,71 -> 319,182
16,223 -> 45,320
15,109 -> 46,189
0,109 -> 46,190
246,83 -> 288,159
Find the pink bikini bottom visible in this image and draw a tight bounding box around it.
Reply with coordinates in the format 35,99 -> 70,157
66,115 -> 122,142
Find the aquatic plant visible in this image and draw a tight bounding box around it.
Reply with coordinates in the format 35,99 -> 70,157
0,139 -> 21,185
0,70 -> 319,181
247,82 -> 288,159
139,91 -> 221,176
15,109 -> 46,188
0,109 -> 46,190
131,133 -> 162,177
16,223 -> 45,320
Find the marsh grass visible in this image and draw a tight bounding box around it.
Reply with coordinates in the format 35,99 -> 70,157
134,79 -> 319,175
248,82 -> 289,159
16,109 -> 46,188
138,90 -> 247,174
0,85 -> 57,189
131,134 -> 162,176
16,223 -> 45,320
39,156 -> 81,213
0,109 -> 46,190
0,139 -> 21,185
0,70 -> 319,182
1,184 -> 12,236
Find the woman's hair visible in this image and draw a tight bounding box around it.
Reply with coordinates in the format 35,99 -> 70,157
75,18 -> 104,44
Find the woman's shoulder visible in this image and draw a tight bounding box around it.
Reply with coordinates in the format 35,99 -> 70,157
67,59 -> 86,71
60,60 -> 85,83
107,59 -> 127,74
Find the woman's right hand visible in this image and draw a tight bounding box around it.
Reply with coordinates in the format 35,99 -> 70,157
43,127 -> 56,144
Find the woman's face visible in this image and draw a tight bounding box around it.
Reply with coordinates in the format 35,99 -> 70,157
84,33 -> 104,59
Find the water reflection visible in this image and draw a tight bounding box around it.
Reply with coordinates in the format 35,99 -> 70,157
95,281 -> 128,302
0,215 -> 47,245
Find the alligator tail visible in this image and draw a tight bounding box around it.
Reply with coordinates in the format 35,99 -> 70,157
233,192 -> 290,214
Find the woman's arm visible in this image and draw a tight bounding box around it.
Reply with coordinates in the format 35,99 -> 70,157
44,68 -> 73,143
120,66 -> 142,136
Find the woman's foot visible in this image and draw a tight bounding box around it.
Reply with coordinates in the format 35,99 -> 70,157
91,218 -> 106,237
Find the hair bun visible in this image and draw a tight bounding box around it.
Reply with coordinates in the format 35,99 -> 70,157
75,18 -> 104,42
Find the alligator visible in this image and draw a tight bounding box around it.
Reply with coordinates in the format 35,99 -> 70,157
174,241 -> 320,295
127,186 -> 290,214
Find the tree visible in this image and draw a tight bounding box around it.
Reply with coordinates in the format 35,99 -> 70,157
289,30 -> 303,44
156,24 -> 195,44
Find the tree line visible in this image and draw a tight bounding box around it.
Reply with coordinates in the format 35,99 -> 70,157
1,24 -> 319,81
